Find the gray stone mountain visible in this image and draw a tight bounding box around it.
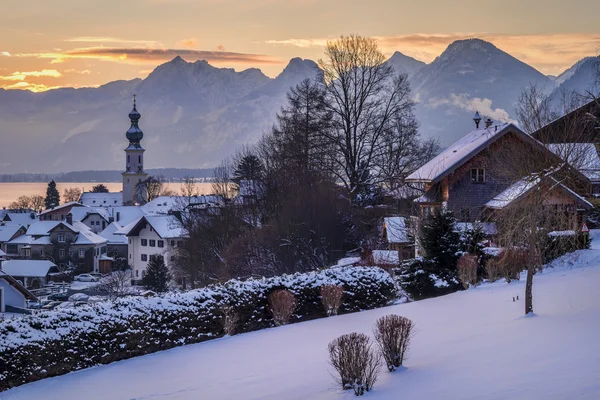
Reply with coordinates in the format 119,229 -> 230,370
0,40 -> 597,174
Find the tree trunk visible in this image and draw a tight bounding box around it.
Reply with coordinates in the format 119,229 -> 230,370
525,265 -> 534,315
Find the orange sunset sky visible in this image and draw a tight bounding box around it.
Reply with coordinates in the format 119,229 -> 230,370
1,0 -> 599,92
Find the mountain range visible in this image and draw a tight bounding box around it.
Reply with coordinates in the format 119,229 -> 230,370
0,38 -> 598,174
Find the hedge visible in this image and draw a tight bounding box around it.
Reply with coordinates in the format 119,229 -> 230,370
0,266 -> 395,392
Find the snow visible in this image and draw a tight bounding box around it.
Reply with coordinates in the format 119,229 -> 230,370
484,177 -> 539,209
5,232 -> 600,399
455,221 -> 497,235
547,143 -> 600,182
0,224 -> 26,242
383,217 -> 409,244
98,222 -> 127,244
406,123 -> 511,183
117,215 -> 185,239
0,260 -> 58,278
78,192 -> 123,207
372,250 -> 400,265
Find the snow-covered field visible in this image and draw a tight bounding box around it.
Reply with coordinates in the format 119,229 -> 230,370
4,237 -> 600,400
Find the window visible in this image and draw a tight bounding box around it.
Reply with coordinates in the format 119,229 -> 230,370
141,239 -> 147,246
170,240 -> 175,247
170,255 -> 176,262
129,238 -> 132,244
158,240 -> 164,248
149,240 -> 156,247
6,244 -> 17,254
40,249 -> 45,257
57,234 -> 66,243
470,168 -> 485,184
177,241 -> 183,248
59,248 -> 65,257
141,254 -> 147,261
24,248 -> 31,258
127,155 -> 130,163
136,270 -> 139,277
138,155 -> 141,163
79,248 -> 85,258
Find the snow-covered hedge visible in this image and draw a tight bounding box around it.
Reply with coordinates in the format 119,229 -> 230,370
0,266 -> 395,392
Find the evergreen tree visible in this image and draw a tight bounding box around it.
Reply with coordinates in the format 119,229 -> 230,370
141,255 -> 171,293
44,180 -> 61,209
232,154 -> 264,185
91,184 -> 109,193
400,209 -> 462,299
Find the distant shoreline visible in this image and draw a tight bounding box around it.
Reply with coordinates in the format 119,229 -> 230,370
0,168 -> 215,183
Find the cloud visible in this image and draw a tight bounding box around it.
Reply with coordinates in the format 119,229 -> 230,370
0,69 -> 62,81
427,93 -> 514,122
2,81 -> 60,92
1,51 -> 10,57
13,47 -> 281,66
264,33 -> 600,75
66,37 -> 162,47
64,69 -> 91,74
178,38 -> 198,49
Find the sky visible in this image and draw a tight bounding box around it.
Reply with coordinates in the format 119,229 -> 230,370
1,0 -> 599,92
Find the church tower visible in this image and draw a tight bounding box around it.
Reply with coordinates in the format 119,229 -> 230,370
122,95 -> 148,205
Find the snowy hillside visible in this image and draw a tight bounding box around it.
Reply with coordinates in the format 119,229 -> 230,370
4,234 -> 600,399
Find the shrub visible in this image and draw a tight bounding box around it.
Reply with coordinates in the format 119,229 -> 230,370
373,315 -> 415,372
485,249 -> 527,282
321,284 -> 344,316
219,305 -> 239,336
268,290 -> 296,326
457,254 -> 478,289
328,333 -> 382,396
398,258 -> 462,300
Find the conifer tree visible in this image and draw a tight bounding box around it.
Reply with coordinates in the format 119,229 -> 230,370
142,255 -> 171,293
44,180 -> 61,209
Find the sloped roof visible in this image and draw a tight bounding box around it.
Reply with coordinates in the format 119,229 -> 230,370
38,202 -> 85,216
142,195 -> 222,215
372,250 -> 400,265
1,211 -> 38,226
485,176 -> 593,210
108,206 -> 146,226
116,215 -> 185,239
79,192 -> 123,207
72,221 -> 108,245
383,217 -> 410,243
26,221 -> 62,236
0,260 -> 59,278
0,249 -> 6,257
69,207 -> 111,223
0,224 -> 25,242
0,271 -> 37,301
407,123 -> 512,183
98,222 -> 128,245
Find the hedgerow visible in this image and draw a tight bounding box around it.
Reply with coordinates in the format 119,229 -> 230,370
0,266 -> 395,392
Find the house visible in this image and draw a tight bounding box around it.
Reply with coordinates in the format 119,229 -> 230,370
0,260 -> 60,289
0,223 -> 27,255
0,249 -> 6,261
68,207 -> 111,233
39,202 -> 86,221
117,215 -> 185,282
405,119 -> 591,228
98,222 -> 128,259
79,192 -> 123,207
0,271 -> 37,312
1,210 -> 38,227
382,217 -> 414,260
141,195 -> 223,215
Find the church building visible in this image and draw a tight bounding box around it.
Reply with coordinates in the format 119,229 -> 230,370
121,96 -> 148,205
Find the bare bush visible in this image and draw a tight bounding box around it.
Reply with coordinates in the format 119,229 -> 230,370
220,306 -> 239,336
321,284 -> 344,316
268,290 -> 296,326
373,315 -> 415,372
328,332 -> 382,396
485,249 -> 527,283
457,254 -> 478,289
98,270 -> 134,301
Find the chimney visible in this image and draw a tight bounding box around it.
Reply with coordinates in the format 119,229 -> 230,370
66,213 -> 73,225
485,118 -> 493,129
473,111 -> 482,129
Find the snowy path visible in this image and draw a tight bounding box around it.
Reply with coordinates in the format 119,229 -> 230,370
3,240 -> 600,399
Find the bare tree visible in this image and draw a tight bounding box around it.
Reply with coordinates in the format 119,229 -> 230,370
318,34 -> 418,197
63,187 -> 82,203
135,175 -> 174,203
98,270 -> 134,301
180,176 -> 198,199
30,195 -> 45,211
212,158 -> 237,199
8,195 -> 33,210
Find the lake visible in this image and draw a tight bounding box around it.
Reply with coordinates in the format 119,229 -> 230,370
0,182 -> 215,209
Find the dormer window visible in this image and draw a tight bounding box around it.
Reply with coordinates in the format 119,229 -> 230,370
470,168 -> 485,184
57,234 -> 66,243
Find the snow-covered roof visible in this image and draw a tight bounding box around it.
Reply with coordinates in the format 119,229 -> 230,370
25,221 -> 62,236
142,195 -> 222,215
383,217 -> 410,243
108,206 -> 146,226
68,207 -> 111,223
238,180 -> 265,197
0,224 -> 25,242
1,211 -> 38,226
72,221 -> 108,245
0,249 -> 6,257
0,271 -> 37,300
98,222 -> 128,245
485,176 -> 593,210
7,235 -> 35,246
455,222 -> 498,236
79,192 -> 123,207
0,260 -> 59,278
547,143 -> 600,182
116,215 -> 185,239
406,123 -> 513,183
371,250 -> 400,265
31,236 -> 52,245
38,202 -> 85,216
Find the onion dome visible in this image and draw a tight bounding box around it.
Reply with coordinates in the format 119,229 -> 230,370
125,95 -> 144,145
